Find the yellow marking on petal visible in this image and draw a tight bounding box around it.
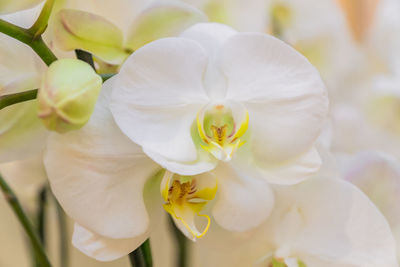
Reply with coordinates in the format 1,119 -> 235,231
161,173 -> 216,239
179,213 -> 211,238
161,170 -> 173,202
195,183 -> 218,201
196,113 -> 210,144
231,111 -> 249,142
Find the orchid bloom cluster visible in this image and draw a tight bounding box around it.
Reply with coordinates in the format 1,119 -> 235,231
0,0 -> 400,267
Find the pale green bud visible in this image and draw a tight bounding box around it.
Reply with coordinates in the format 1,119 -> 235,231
38,58 -> 102,133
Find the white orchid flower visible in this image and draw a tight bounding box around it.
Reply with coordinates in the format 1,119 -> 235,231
109,22 -> 327,227
342,152 -> 400,260
192,178 -> 398,267
44,22 -> 327,260
181,0 -> 268,32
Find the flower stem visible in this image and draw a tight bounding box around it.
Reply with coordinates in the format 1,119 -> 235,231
169,216 -> 189,267
0,174 -> 51,267
0,89 -> 38,110
75,49 -> 96,70
100,73 -> 116,82
0,19 -> 57,66
37,187 -> 48,245
129,239 -> 153,267
29,0 -> 55,38
55,198 -> 69,267
35,187 -> 48,267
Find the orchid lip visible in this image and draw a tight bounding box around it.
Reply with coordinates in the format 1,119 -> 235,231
160,171 -> 217,239
196,102 -> 249,161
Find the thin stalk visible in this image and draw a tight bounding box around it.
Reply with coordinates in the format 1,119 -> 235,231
37,187 -> 47,246
55,199 -> 69,267
75,49 -> 95,70
0,174 -> 51,267
29,0 -> 56,37
100,73 -> 116,82
35,187 -> 47,267
0,18 -> 32,43
0,19 -> 57,66
169,216 -> 188,267
141,239 -> 152,267
0,89 -> 38,110
30,37 -> 57,66
129,239 -> 153,267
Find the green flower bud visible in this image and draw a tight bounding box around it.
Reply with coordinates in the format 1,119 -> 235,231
38,58 -> 102,133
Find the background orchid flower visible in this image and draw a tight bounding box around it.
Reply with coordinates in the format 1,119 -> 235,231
0,154 -> 47,213
52,0 -> 207,65
181,0 -> 268,32
342,152 -> 400,260
0,0 -> 44,15
0,10 -> 48,163
191,178 -> 398,267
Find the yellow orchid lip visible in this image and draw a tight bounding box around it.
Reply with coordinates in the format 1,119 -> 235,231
160,171 -> 217,239
196,103 -> 249,161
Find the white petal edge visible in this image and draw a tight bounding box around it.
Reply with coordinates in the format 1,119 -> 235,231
72,223 -> 150,262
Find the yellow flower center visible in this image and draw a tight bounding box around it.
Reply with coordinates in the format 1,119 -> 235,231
196,103 -> 249,161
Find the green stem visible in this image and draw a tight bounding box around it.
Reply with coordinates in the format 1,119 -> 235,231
75,49 -> 96,70
169,216 -> 188,267
30,37 -> 57,66
35,187 -> 47,267
0,89 -> 38,110
0,19 -> 57,66
0,174 -> 51,267
129,239 -> 153,267
37,187 -> 47,246
0,19 -> 32,43
55,199 -> 69,267
100,73 -> 116,82
29,0 -> 55,38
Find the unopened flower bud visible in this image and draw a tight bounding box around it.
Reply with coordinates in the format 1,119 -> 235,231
38,58 -> 102,133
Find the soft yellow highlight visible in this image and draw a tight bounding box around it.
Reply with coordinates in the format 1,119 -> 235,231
161,171 -> 217,239
197,104 -> 248,161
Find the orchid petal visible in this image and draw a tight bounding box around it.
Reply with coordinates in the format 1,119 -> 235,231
54,9 -> 128,64
0,34 -> 47,163
72,223 -> 150,261
220,33 -> 328,164
253,147 -> 322,185
126,0 -> 207,50
110,37 -> 211,173
212,163 -> 274,231
44,79 -> 160,239
271,178 -> 398,267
